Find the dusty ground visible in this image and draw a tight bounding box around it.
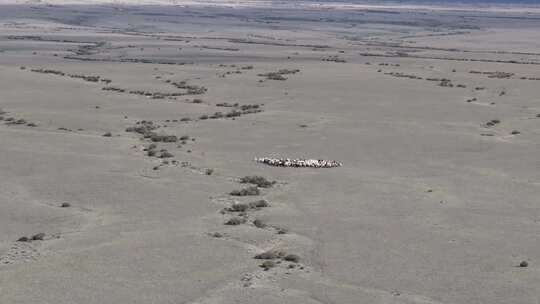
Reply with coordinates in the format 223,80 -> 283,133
0,3 -> 539,304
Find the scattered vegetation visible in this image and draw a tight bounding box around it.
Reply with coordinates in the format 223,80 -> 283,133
239,176 -> 276,188
253,219 -> 267,228
225,216 -> 247,225
254,250 -> 286,260
322,55 -> 346,63
31,233 -> 45,241
210,232 -> 223,238
159,151 -> 174,158
229,203 -> 249,212
150,134 -> 178,143
19,233 -> 46,242
230,186 -> 260,196
248,199 -> 270,209
258,69 -> 300,81
283,254 -> 301,263
276,227 -> 288,234
485,119 -> 501,127
260,260 -> 275,270
170,81 -> 208,95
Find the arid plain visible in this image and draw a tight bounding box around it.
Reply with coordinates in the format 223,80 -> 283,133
0,2 -> 539,303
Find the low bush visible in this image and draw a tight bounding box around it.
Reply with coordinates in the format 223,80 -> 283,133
230,186 -> 260,196
240,176 -> 275,188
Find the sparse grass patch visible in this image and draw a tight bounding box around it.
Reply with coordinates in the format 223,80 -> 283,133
249,199 -> 269,209
150,134 -> 178,143
239,176 -> 275,188
255,250 -> 286,260
260,260 -> 275,270
253,219 -> 267,228
229,203 -> 249,212
159,151 -> 174,158
283,254 -> 301,263
486,119 -> 500,127
31,233 -> 45,241
225,216 -> 247,225
276,227 -> 288,234
230,186 -> 260,196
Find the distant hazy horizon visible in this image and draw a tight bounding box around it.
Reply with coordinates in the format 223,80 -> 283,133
2,0 -> 540,7
303,0 -> 540,6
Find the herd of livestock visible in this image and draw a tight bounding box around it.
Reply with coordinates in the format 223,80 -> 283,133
255,157 -> 342,168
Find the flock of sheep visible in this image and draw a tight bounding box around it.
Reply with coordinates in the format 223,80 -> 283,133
255,157 -> 342,168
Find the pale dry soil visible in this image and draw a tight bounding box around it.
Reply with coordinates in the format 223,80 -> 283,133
0,4 -> 539,304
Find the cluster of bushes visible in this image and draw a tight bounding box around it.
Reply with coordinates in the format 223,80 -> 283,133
322,55 -> 346,63
385,72 -> 423,80
470,70 -> 514,79
29,68 -> 111,84
17,233 -> 46,242
200,107 -> 263,120
378,63 -> 400,67
149,134 -> 178,143
239,175 -> 275,188
144,143 -> 174,158
30,68 -> 65,76
2,116 -> 37,127
216,103 -> 261,110
216,102 -> 239,107
129,125 -> 187,144
486,119 -> 501,127
128,90 -> 183,99
68,74 -> 110,84
102,87 -> 126,93
258,69 -> 300,81
170,81 -> 208,95
226,199 -> 270,213
230,186 -> 260,196
254,250 -> 301,270
125,120 -> 158,136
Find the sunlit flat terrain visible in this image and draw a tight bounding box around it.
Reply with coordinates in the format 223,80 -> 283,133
0,3 -> 539,303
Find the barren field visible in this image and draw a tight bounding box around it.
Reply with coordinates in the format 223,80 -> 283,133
0,2 -> 539,304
